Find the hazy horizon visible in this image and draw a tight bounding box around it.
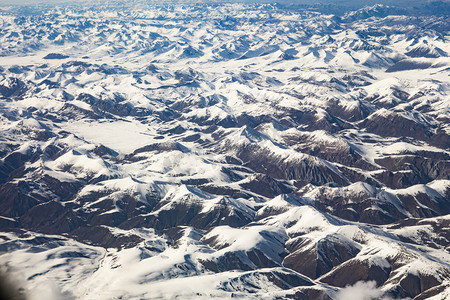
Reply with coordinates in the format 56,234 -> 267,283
0,0 -> 445,6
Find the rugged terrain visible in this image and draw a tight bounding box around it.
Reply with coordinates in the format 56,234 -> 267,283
0,2 -> 449,299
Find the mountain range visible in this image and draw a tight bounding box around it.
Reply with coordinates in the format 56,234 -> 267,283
0,2 -> 449,299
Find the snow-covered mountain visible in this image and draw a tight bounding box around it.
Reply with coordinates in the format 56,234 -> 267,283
0,2 -> 449,299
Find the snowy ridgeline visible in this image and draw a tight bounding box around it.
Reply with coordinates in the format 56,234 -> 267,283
0,2 -> 449,300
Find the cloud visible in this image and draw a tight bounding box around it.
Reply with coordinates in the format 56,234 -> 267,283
336,281 -> 411,300
336,281 -> 383,300
28,281 -> 75,300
